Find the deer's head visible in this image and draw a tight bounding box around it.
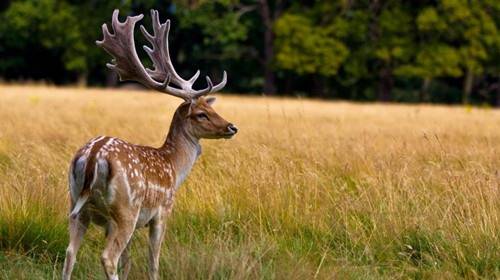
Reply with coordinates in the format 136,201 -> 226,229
180,96 -> 237,139
97,9 -> 237,140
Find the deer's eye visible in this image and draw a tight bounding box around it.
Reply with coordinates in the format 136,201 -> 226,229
195,113 -> 209,121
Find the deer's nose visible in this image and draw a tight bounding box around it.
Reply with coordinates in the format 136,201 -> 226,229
227,123 -> 238,134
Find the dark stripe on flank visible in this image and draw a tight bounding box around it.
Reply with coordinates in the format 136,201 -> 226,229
83,136 -> 110,193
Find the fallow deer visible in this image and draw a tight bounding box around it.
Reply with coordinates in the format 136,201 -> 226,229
62,10 -> 237,280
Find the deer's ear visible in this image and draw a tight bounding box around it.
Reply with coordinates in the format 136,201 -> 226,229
205,96 -> 216,106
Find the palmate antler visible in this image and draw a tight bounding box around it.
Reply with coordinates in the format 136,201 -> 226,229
96,9 -> 227,101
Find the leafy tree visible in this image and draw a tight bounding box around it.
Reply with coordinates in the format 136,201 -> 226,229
75,0 -> 132,85
327,1 -> 416,101
256,0 -> 289,95
0,0 -> 499,105
274,12 -> 348,95
0,0 -> 130,85
404,0 -> 500,104
175,0 -> 250,90
0,0 -> 86,82
395,6 -> 463,102
482,0 -> 500,106
373,3 -> 416,101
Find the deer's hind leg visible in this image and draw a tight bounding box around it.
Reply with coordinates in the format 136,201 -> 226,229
101,211 -> 138,280
119,241 -> 132,280
62,213 -> 90,280
100,176 -> 140,280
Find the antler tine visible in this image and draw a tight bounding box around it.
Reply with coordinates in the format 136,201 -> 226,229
160,74 -> 171,88
96,10 -> 145,81
192,71 -> 227,98
96,9 -> 191,100
141,10 -> 185,85
98,9 -> 227,101
205,76 -> 214,92
139,25 -> 154,43
140,9 -> 229,99
188,70 -> 201,84
212,70 -> 228,92
111,9 -> 121,32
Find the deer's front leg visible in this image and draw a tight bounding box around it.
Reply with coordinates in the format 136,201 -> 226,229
148,211 -> 167,280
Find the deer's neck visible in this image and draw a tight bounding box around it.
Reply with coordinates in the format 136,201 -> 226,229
161,113 -> 200,189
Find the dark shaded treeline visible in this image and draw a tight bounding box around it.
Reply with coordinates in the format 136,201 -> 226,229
0,0 -> 499,105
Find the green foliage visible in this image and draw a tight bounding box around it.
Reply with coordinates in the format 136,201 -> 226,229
396,45 -> 462,78
0,0 -> 86,73
375,6 -> 414,63
177,1 -> 249,61
402,1 -> 500,78
0,0 -> 499,104
274,13 -> 348,77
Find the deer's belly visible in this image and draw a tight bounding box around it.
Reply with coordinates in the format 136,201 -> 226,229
134,187 -> 175,228
136,207 -> 158,228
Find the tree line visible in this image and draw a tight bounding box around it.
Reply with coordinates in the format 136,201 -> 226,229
0,0 -> 499,105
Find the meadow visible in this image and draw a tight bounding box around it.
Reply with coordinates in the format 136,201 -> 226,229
0,85 -> 498,279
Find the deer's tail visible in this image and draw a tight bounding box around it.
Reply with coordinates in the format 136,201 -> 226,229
68,154 -> 109,219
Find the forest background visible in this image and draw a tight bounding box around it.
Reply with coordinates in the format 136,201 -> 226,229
0,0 -> 499,105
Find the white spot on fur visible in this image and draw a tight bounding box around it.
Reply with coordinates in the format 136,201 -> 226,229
148,183 -> 170,194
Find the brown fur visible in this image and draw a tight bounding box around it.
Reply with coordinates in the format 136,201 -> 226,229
62,97 -> 237,280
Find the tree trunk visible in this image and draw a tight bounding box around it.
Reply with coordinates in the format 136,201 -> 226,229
76,72 -> 87,87
284,75 -> 293,95
463,69 -> 474,104
259,0 -> 277,95
420,77 -> 432,102
377,67 -> 393,102
496,75 -> 500,107
368,0 -> 381,42
369,0 -> 393,102
313,76 -> 326,97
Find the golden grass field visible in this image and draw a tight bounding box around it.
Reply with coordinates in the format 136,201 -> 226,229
0,84 -> 498,279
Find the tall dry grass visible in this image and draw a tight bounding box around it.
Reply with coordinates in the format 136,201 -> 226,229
0,84 -> 498,279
